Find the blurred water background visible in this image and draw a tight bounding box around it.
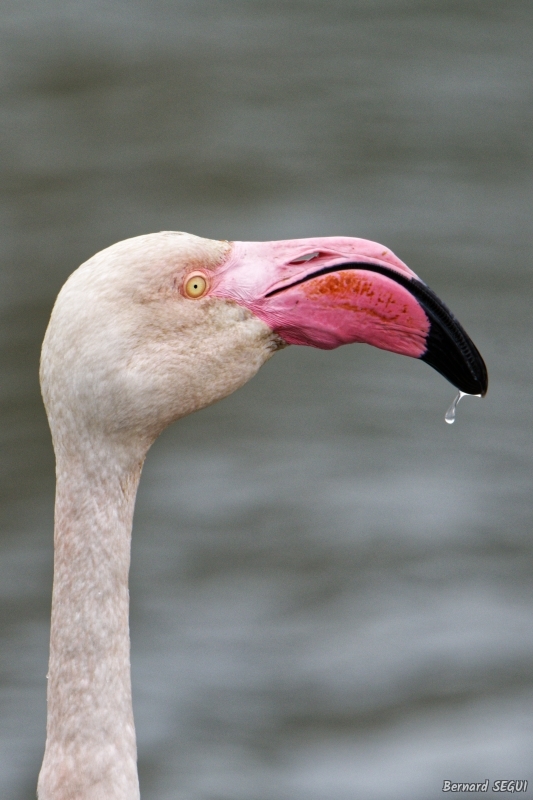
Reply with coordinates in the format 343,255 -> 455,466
1,1 -> 532,798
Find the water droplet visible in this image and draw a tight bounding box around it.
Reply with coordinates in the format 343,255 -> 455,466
444,390 -> 481,424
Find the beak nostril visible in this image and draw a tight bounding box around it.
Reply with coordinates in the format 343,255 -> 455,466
288,251 -> 322,264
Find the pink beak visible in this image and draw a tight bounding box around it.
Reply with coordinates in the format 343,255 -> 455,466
211,237 -> 488,396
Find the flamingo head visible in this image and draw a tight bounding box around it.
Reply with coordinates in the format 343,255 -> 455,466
40,232 -> 487,455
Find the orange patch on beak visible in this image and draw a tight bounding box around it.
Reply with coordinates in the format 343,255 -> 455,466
302,271 -> 417,326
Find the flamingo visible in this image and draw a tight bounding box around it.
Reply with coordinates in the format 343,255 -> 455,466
37,232 -> 487,800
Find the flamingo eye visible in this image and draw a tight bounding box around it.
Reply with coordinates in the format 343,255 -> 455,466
184,273 -> 208,298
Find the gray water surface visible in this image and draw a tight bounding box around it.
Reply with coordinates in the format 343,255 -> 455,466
1,2 -> 532,798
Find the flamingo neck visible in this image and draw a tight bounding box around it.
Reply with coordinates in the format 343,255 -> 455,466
38,440 -> 145,800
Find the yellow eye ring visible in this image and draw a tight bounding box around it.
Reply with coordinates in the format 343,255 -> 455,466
183,272 -> 209,299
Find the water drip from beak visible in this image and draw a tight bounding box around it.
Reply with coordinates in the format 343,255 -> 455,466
444,390 -> 481,424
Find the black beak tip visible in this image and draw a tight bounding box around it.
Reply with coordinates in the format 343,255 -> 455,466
421,321 -> 488,397
397,276 -> 487,398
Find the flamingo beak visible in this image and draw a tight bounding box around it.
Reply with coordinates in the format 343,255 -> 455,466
212,237 -> 488,397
